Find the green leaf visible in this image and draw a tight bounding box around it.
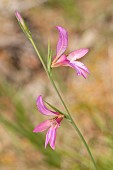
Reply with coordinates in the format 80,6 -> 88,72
47,41 -> 52,73
45,100 -> 70,120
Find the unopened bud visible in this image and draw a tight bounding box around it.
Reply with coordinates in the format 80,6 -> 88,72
15,11 -> 26,28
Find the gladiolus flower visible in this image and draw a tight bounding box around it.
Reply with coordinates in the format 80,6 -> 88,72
51,26 -> 89,78
33,95 -> 64,150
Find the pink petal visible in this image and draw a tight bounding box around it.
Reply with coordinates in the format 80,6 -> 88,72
70,61 -> 89,78
36,96 -> 58,116
56,26 -> 68,58
49,126 -> 57,150
67,48 -> 89,61
51,54 -> 69,67
33,120 -> 51,133
45,126 -> 53,148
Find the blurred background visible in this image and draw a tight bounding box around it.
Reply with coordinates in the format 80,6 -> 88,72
0,0 -> 113,169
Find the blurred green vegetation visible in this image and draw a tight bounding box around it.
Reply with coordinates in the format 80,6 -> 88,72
0,81 -> 62,168
44,0 -> 82,24
1,78 -> 113,170
0,0 -> 113,169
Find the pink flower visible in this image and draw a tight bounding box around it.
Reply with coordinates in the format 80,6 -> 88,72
51,26 -> 89,78
33,95 -> 64,150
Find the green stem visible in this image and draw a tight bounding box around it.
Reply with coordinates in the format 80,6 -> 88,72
29,36 -> 48,74
48,74 -> 97,170
71,118 -> 97,170
48,73 -> 69,118
27,34 -> 97,170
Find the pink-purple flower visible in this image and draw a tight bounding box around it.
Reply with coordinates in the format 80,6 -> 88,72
51,26 -> 89,78
33,95 -> 64,150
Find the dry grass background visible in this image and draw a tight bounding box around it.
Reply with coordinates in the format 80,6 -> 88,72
0,0 -> 113,170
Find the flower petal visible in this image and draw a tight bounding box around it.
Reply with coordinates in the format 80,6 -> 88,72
51,54 -> 69,67
49,125 -> 57,150
33,120 -> 51,133
37,96 -> 58,116
67,48 -> 89,61
45,126 -> 53,148
70,61 -> 89,78
56,26 -> 68,58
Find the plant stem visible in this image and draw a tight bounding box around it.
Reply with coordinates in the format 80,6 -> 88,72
48,73 -> 69,118
29,36 -> 48,74
71,118 -> 97,170
48,74 -> 97,170
27,34 -> 97,170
